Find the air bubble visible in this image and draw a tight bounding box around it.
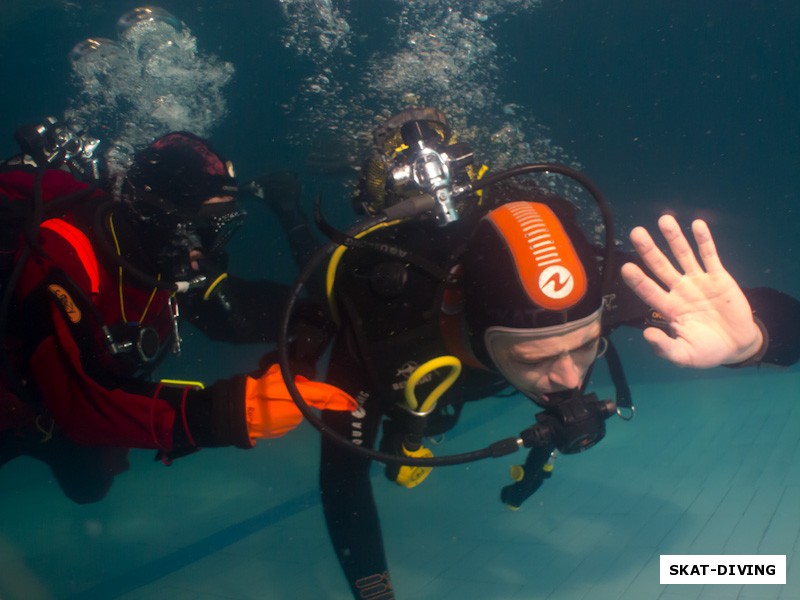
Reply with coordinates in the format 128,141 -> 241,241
65,6 -> 233,176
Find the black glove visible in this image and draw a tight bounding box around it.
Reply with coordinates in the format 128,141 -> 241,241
244,170 -> 305,226
258,301 -> 335,378
243,170 -> 322,295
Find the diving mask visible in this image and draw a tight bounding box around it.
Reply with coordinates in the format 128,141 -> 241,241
194,200 -> 247,256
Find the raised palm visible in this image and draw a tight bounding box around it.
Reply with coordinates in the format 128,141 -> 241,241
620,215 -> 763,368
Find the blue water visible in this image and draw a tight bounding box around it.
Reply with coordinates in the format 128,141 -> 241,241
1,1 -> 799,598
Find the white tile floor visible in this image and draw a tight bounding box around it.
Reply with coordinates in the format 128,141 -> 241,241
1,367 -> 798,599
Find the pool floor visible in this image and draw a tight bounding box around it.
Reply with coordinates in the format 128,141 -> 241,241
1,370 -> 798,599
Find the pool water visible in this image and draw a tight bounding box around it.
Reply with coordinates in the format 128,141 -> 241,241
2,368 -> 798,599
0,1 -> 798,598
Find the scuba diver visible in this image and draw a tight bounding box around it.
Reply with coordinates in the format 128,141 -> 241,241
0,120 -> 356,504
302,107 -> 800,599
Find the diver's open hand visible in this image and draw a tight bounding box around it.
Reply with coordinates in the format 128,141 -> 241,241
620,215 -> 763,368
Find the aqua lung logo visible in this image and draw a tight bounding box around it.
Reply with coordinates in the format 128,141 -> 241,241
350,391 -> 370,446
538,265 -> 574,300
392,361 -> 432,391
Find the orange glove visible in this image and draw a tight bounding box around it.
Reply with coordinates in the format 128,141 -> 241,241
244,363 -> 357,442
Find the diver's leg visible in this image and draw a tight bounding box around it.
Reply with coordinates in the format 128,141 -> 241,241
320,405 -> 394,599
0,431 -> 25,469
30,432 -> 130,504
1,426 -> 128,504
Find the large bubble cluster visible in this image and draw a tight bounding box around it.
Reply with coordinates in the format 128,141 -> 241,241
280,0 -> 578,184
277,0 -> 352,56
65,7 -> 234,178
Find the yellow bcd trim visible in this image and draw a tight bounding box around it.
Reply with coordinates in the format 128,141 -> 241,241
203,273 -> 229,301
326,219 -> 403,324
404,355 -> 462,413
475,164 -> 489,200
394,444 -> 434,489
159,379 -> 205,390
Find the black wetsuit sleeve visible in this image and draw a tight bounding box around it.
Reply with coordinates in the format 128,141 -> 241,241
176,374 -> 252,449
740,287 -> 800,367
184,275 -> 291,343
600,249 -> 654,331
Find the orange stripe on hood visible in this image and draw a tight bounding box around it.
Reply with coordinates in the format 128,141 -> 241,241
485,201 -> 587,311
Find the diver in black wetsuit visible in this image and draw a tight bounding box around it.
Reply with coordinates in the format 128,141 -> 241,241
307,108 -> 800,599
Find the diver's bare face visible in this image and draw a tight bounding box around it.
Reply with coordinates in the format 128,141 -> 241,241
491,320 -> 602,396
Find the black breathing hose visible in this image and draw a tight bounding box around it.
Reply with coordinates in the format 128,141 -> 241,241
92,201 -> 197,293
277,234 -> 523,466
278,162 -> 617,466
